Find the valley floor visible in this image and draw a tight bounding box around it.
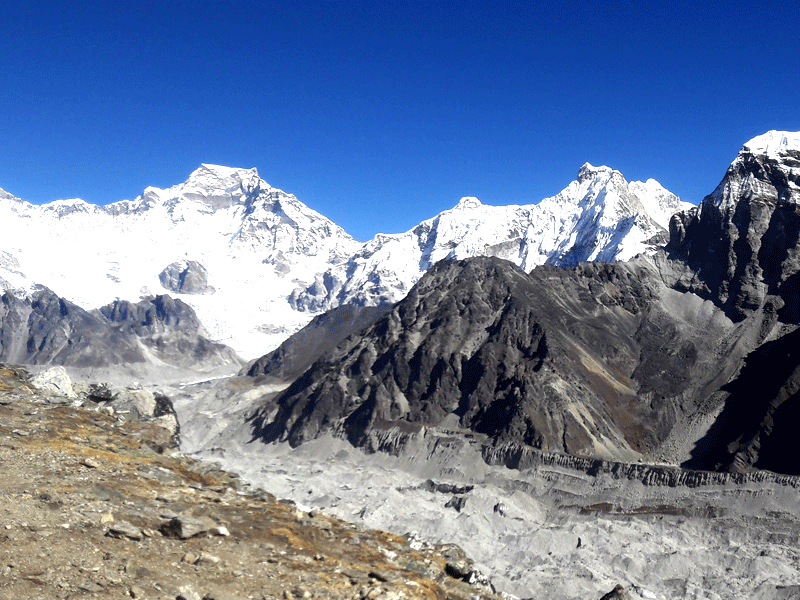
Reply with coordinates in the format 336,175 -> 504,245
187,421 -> 800,600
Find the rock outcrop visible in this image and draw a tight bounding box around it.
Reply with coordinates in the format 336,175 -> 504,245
252,256 -> 746,461
246,304 -> 390,382
667,130 -> 800,324
159,260 -> 216,295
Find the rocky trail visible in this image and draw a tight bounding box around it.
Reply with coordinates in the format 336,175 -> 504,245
0,365 -> 513,600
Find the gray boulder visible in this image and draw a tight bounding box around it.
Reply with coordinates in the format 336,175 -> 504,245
159,260 -> 215,295
30,366 -> 77,399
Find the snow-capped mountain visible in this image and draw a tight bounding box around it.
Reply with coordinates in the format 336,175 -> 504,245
0,161 -> 690,358
291,163 -> 691,311
0,164 -> 360,357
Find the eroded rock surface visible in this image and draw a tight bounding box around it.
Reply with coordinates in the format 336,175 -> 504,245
0,288 -> 241,374
667,135 -> 800,323
252,256 -> 752,464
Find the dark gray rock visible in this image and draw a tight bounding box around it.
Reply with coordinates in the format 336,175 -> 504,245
667,144 -> 800,324
159,260 -> 215,295
107,520 -> 143,540
251,257 -> 741,459
685,326 -> 800,474
0,288 -> 147,367
0,289 -> 240,373
444,496 -> 467,512
160,515 -> 215,539
99,295 -> 241,370
599,584 -> 628,600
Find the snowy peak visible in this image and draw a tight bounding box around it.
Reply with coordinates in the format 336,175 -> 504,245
705,130 -> 800,211
629,178 -> 692,229
577,162 -> 614,183
0,165 -> 361,358
291,163 -> 685,312
454,197 -> 482,210
141,163 -> 265,211
0,187 -> 21,202
0,158 -> 689,358
668,131 -> 800,322
741,130 -> 800,158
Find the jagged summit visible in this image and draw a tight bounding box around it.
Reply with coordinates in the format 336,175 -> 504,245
741,130 -> 800,157
668,129 -> 800,323
0,167 -> 360,358
577,162 -> 614,181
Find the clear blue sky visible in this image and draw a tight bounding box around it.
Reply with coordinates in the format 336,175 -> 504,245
2,1 -> 799,241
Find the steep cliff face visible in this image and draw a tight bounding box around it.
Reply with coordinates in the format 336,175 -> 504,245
668,131 -> 800,324
685,326 -> 800,474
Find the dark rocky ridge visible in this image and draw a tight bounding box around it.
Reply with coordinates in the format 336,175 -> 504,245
252,256 -> 748,462
0,289 -> 240,372
667,144 -> 800,324
685,325 -> 800,474
246,304 -> 390,382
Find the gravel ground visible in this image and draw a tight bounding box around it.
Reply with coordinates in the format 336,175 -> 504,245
0,365 -> 506,600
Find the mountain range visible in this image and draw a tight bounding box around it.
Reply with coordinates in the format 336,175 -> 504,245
3,130 -> 800,600
0,160 -> 689,359
234,130 -> 800,476
1,130 -> 798,477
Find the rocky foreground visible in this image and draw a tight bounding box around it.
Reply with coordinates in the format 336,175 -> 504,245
0,364 -> 545,600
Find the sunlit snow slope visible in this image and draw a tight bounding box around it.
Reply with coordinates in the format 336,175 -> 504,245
0,165 -> 360,358
0,162 -> 690,358
291,163 -> 692,311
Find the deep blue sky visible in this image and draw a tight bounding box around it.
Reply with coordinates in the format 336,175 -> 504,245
2,1 -> 799,241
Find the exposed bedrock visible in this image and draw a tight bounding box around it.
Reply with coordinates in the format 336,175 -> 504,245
0,289 -> 240,371
685,326 -> 800,474
245,303 -> 390,382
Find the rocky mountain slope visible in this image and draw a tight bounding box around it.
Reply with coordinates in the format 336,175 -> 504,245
250,256 -> 740,462
667,130 -> 800,324
0,163 -> 687,358
0,288 -> 241,381
239,131 -> 800,475
0,364 -> 515,600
